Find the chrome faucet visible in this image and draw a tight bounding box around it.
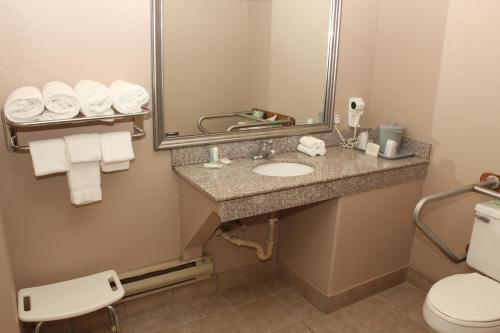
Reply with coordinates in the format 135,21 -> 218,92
252,139 -> 275,160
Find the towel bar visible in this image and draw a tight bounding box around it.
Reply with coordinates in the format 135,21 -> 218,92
413,173 -> 500,263
1,108 -> 151,153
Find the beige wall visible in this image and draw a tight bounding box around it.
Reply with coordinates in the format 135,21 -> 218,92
245,0 -> 331,124
0,0 -> 381,290
368,0 -> 500,281
164,0 -> 247,135
0,0 -> 181,288
0,209 -> 21,333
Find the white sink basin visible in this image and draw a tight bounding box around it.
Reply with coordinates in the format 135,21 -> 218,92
253,162 -> 314,177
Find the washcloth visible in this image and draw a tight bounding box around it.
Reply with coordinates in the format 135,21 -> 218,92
42,81 -> 80,119
3,86 -> 44,123
75,80 -> 114,117
299,136 -> 325,150
29,139 -> 69,176
67,161 -> 102,205
297,144 -> 326,157
110,80 -> 149,114
64,133 -> 101,163
99,131 -> 134,172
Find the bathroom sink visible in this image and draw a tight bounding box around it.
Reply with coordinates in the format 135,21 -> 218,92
253,162 -> 314,177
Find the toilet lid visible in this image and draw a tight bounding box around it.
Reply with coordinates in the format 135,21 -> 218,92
428,273 -> 500,323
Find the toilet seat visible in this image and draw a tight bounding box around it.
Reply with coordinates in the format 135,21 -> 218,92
425,273 -> 500,329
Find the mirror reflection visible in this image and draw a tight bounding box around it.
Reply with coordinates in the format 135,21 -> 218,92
162,0 -> 332,136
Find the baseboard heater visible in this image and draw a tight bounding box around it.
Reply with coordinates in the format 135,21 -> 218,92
118,256 -> 213,300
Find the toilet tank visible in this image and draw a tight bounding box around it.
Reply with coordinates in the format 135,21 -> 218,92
467,201 -> 500,281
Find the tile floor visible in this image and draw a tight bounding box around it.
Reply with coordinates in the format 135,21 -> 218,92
115,278 -> 433,333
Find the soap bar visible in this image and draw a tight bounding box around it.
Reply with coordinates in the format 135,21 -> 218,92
365,142 -> 380,157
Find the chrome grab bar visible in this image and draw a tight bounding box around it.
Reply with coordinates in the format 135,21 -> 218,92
413,175 -> 500,263
197,110 -> 292,134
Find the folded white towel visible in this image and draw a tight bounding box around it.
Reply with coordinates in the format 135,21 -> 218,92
110,80 -> 149,114
29,139 -> 69,176
100,161 -> 130,173
75,80 -> 114,117
42,81 -> 80,119
3,86 -> 44,122
67,161 -> 102,205
299,136 -> 325,150
297,144 -> 326,157
99,131 -> 134,172
64,133 -> 101,163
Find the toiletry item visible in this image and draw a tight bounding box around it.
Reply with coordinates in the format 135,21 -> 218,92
378,123 -> 404,152
252,110 -> 264,119
306,118 -> 315,124
357,131 -> 369,150
29,139 -> 69,176
42,81 -> 80,119
365,142 -> 380,157
203,162 -> 224,169
384,139 -> 398,158
209,146 -> 219,163
219,158 -> 233,165
110,80 -> 149,114
3,86 -> 45,123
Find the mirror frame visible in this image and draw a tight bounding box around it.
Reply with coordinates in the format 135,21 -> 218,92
152,0 -> 342,150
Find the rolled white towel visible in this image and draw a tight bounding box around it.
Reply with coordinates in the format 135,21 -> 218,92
110,80 -> 149,114
3,86 -> 44,123
299,136 -> 325,150
297,144 -> 326,157
42,81 -> 80,119
75,80 -> 114,117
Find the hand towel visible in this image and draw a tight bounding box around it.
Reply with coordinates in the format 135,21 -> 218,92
99,131 -> 134,172
3,86 -> 44,123
299,136 -> 325,150
297,144 -> 326,157
29,139 -> 69,176
67,161 -> 102,205
64,133 -> 101,163
110,80 -> 149,114
42,81 -> 80,119
75,80 -> 114,117
64,133 -> 102,205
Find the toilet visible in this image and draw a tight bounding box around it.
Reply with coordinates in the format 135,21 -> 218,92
423,201 -> 500,332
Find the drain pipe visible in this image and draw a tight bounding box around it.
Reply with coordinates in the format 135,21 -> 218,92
217,212 -> 279,261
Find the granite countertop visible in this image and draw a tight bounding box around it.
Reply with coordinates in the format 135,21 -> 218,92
174,146 -> 429,202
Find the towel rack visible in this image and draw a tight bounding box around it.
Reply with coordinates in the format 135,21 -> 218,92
1,108 -> 151,153
413,173 -> 500,263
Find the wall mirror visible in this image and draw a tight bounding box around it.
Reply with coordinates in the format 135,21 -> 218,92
152,0 -> 341,149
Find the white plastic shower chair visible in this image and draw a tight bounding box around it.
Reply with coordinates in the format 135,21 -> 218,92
17,270 -> 124,333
